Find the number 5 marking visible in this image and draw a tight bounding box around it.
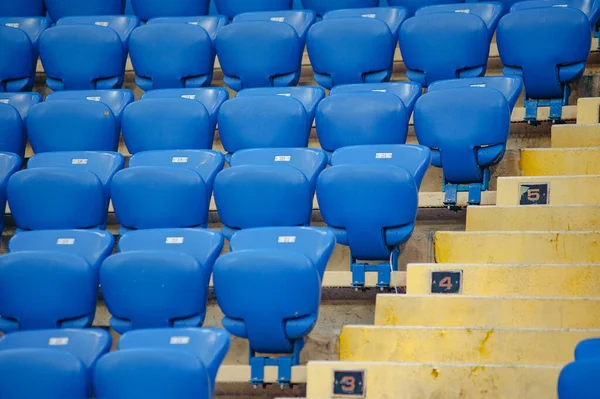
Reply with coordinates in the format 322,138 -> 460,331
527,188 -> 540,202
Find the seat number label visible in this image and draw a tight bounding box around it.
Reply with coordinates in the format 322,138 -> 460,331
0,99 -> 8,104
275,156 -> 291,162
57,238 -> 75,245
278,236 -> 296,243
455,9 -> 470,13
170,336 -> 190,345
470,84 -> 486,88
172,157 -> 188,163
95,21 -> 109,27
166,237 -> 184,244
376,153 -> 392,159
71,158 -> 88,165
5,23 -> 19,28
431,270 -> 462,294
371,89 -> 387,93
49,337 -> 69,346
361,14 -> 376,18
519,183 -> 549,205
332,370 -> 366,397
181,95 -> 196,99
276,93 -> 292,97
270,17 -> 285,22
86,96 -> 101,102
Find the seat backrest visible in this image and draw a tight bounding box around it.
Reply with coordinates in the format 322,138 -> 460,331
147,16 -> 227,41
45,89 -> 133,123
414,88 -> 510,184
323,6 -> 408,39
0,328 -> 111,369
45,0 -> 124,21
131,0 -> 211,22
0,0 -> 45,17
214,249 -> 321,353
217,96 -> 310,153
0,252 -> 97,332
316,92 -> 408,153
122,99 -> 213,154
415,3 -> 504,37
497,7 -> 591,99
0,17 -> 49,45
387,0 -> 463,15
214,0 -> 294,19
330,82 -> 422,116
118,228 -> 224,284
100,252 -> 209,333
8,168 -> 106,230
56,16 -> 139,45
510,0 -> 598,25
0,152 -> 21,188
0,92 -> 42,118
9,230 -> 115,271
302,0 -> 379,17
575,338 -> 600,360
111,167 -> 209,230
0,104 -> 25,156
232,9 -> 315,40
428,76 -> 523,111
230,226 -> 335,278
558,360 -> 600,399
236,86 -> 325,122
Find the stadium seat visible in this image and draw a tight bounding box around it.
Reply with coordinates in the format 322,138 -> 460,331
100,252 -> 211,333
414,87 -> 510,208
306,7 -> 408,88
141,88 -> 229,132
236,86 -> 325,122
111,167 -> 210,231
428,76 -> 523,111
575,338 -> 600,360
0,153 -> 21,233
118,228 -> 224,285
214,148 -> 327,240
9,230 -> 114,271
400,3 -> 502,88
0,93 -> 41,156
213,227 -> 334,385
558,360 -> 600,399
217,96 -> 311,158
0,329 -> 111,399
39,16 -> 139,91
0,252 -> 97,332
387,0 -> 463,15
130,0 -> 211,22
94,328 -> 229,399
0,0 -> 44,17
509,0 -> 600,26
0,17 -> 49,92
129,16 -> 226,90
214,0 -> 293,20
45,0 -> 125,22
316,144 -> 430,288
215,10 -> 315,91
122,99 -> 214,153
316,92 -> 408,160
497,5 -> 593,122
301,0 -> 379,18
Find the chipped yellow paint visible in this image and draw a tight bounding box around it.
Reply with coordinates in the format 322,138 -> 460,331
496,175 -> 600,205
520,148 -> 600,176
552,124 -> 600,148
306,361 -> 560,399
375,295 -> 600,329
465,205 -> 600,231
434,231 -> 600,264
577,97 -> 600,123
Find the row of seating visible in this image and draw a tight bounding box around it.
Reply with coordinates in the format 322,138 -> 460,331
0,328 -> 229,399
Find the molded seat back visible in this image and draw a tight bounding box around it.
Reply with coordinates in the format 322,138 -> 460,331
330,82 -> 422,116
0,0 -> 45,17
45,89 -> 134,125
0,92 -> 42,118
415,2 -> 504,37
214,0 -> 294,20
387,0 -> 463,15
510,0 -> 600,26
0,152 -> 21,232
236,86 -> 325,121
323,6 -> 407,39
45,0 -> 125,22
575,338 -> 600,360
56,16 -> 139,48
0,252 -> 97,332
301,0 -> 379,17
147,16 -> 226,40
558,360 -> 600,399
0,104 -> 25,156
131,0 -> 211,22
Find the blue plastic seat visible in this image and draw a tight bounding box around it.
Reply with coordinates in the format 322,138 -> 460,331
0,93 -> 42,156
428,76 -> 523,111
510,0 -> 600,26
9,230 -> 115,271
0,329 -> 111,399
111,167 -> 210,231
213,227 -> 334,384
141,88 -> 229,132
45,0 -> 125,22
119,228 -> 224,285
214,148 -> 327,240
100,252 -> 210,333
0,17 -> 49,92
558,360 -> 600,399
94,328 -> 229,399
0,92 -> 42,118
214,0 -> 294,20
0,0 -> 45,17
130,0 -> 211,22
215,11 -> 315,91
122,99 -> 214,153
575,338 -> 600,360
0,252 -> 97,332
301,0 -> 379,17
236,86 -> 325,122
414,87 -> 510,207
497,6 -> 592,122
129,17 -> 226,90
387,0 -> 463,15
399,3 -> 502,87
330,82 -> 422,117
0,153 -> 21,233
306,7 -> 407,89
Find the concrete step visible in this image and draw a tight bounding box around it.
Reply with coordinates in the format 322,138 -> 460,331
465,205 -> 600,231
306,361 -> 559,399
520,148 -> 600,176
577,97 -> 600,124
375,294 -> 600,329
496,175 -> 600,205
339,325 -> 598,365
406,263 -> 600,297
435,231 -> 600,264
552,124 -> 600,148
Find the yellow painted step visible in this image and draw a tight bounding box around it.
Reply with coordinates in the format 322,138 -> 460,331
435,231 -> 600,264
552,124 -> 600,148
407,263 -> 600,297
520,148 -> 600,176
466,205 -> 600,231
496,175 -> 600,205
339,326 -> 599,365
306,361 -> 559,399
577,97 -> 600,124
375,295 -> 600,328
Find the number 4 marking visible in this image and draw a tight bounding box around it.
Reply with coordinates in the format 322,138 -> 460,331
439,276 -> 453,290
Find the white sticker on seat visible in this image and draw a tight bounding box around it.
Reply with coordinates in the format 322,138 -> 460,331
71,158 -> 88,165
181,94 -> 196,100
278,236 -> 296,243
170,336 -> 190,344
166,237 -> 184,244
49,337 -> 69,345
0,99 -> 8,104
276,93 -> 292,97
270,17 -> 285,22
455,9 -> 470,13
552,4 -> 568,7
5,23 -> 19,28
187,21 -> 199,25
171,157 -> 188,163
470,84 -> 486,88
57,238 -> 75,245
94,21 -> 109,27
361,13 -> 376,18
86,96 -> 101,102
274,156 -> 291,162
376,153 -> 393,159
371,89 -> 387,93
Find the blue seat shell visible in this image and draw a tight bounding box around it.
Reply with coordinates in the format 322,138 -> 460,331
214,0 -> 294,20
45,0 -> 125,22
575,338 -> 600,360
0,92 -> 42,118
130,0 -> 211,22
387,0 -> 463,15
558,360 -> 600,399
329,82 -> 422,117
45,89 -> 134,124
0,0 -> 45,17
301,0 -> 379,17
236,86 -> 325,122
0,153 -> 21,232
